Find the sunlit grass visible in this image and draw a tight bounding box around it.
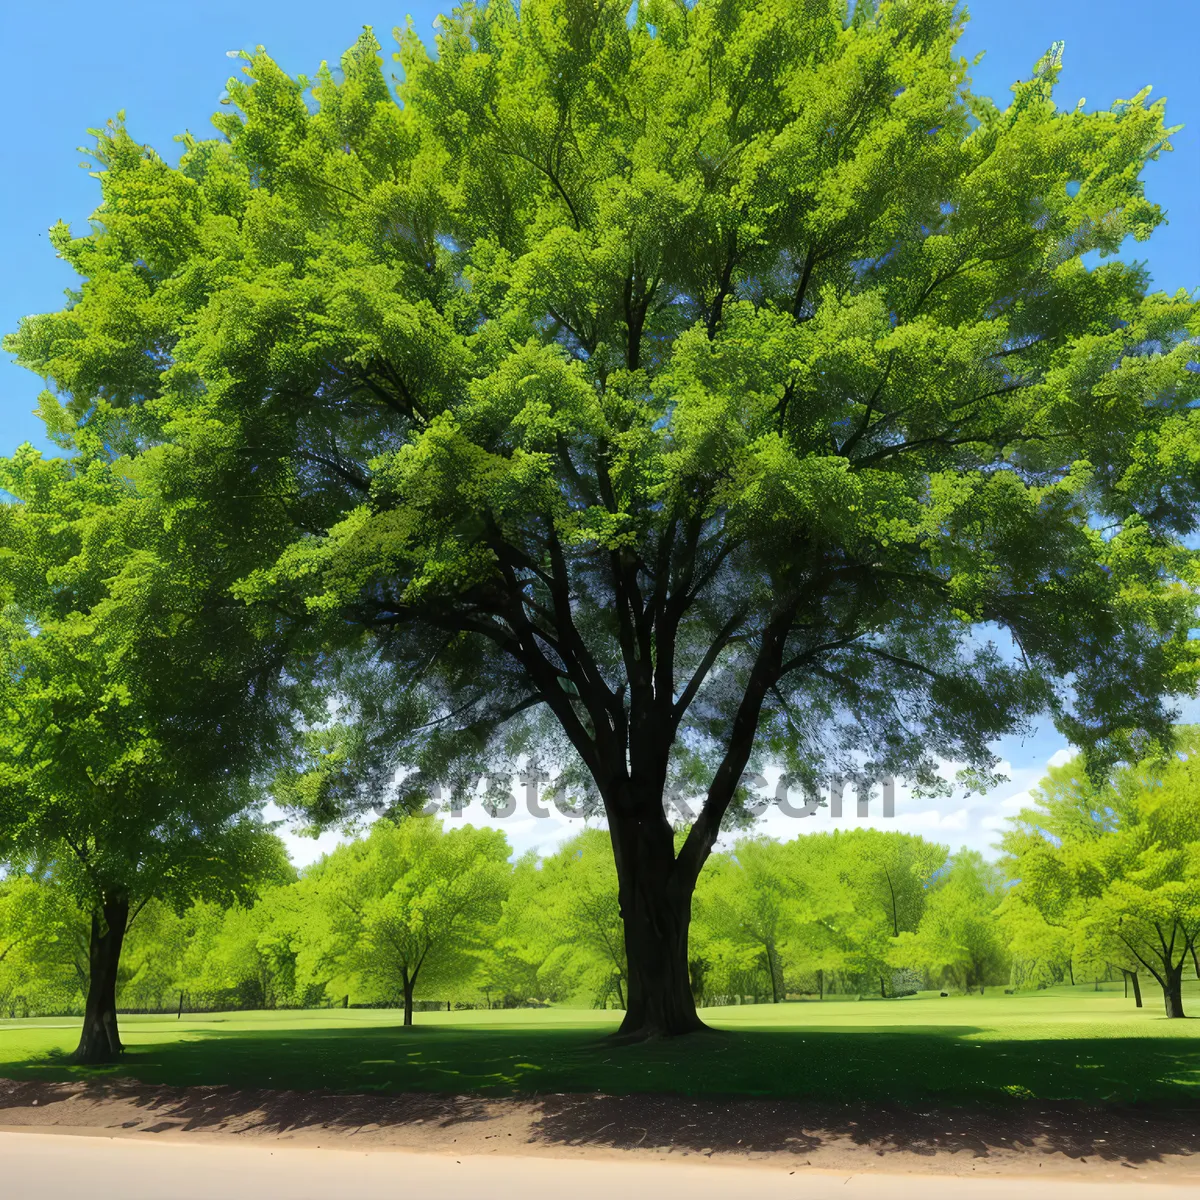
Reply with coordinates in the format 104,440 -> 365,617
1,984 -> 1197,1106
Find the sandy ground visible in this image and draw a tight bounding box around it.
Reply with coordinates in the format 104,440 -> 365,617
2,1076 -> 1200,1186
5,1131 -> 1200,1200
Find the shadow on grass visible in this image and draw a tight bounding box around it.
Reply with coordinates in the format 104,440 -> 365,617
1,1025 -> 1199,1165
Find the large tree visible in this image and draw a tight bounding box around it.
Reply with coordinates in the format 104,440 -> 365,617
0,451 -> 290,1060
6,0 -> 1200,1037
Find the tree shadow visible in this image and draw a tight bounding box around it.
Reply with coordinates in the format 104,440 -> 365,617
0,1024 -> 1198,1166
529,1091 -> 1200,1165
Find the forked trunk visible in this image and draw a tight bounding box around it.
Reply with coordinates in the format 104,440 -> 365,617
611,814 -> 707,1039
1163,964 -> 1186,1018
73,896 -> 129,1064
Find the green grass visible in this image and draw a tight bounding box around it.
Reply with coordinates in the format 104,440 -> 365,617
2,986 -> 1199,1107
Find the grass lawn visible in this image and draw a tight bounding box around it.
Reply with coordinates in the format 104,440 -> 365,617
1,985 -> 1198,1108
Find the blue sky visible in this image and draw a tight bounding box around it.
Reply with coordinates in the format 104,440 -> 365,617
1,0 -> 1196,862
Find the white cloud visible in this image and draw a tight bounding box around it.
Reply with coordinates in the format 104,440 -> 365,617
999,789 -> 1034,812
265,741 -> 1084,868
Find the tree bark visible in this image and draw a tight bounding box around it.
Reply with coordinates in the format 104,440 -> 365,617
611,813 -> 706,1039
1163,964 -> 1186,1018
402,971 -> 414,1027
766,941 -> 782,1003
1130,971 -> 1143,1008
73,895 -> 130,1064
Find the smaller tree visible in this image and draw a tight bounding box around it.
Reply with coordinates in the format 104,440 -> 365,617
1002,738 -> 1200,1017
198,882 -> 319,1011
693,838 -> 799,1003
300,817 -> 510,1025
825,830 -> 947,996
776,834 -> 858,999
892,850 -> 1008,993
0,452 -> 292,1061
476,852 -> 560,1008
117,901 -> 192,1012
0,873 -> 86,1015
0,874 -> 54,978
520,829 -> 628,1008
996,893 -> 1074,991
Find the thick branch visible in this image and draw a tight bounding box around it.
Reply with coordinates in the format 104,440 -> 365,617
676,602 -> 798,886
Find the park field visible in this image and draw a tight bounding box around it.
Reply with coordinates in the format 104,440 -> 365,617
1,985 -> 1198,1108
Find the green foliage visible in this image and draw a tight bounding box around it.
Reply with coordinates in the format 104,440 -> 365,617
517,828 -> 627,1005
4,821 -> 1000,1014
818,828 -> 947,989
693,838 -> 801,1002
1001,732 -> 1200,1015
5,7 -> 1197,1032
296,817 -> 511,1018
692,828 -> 948,1000
0,452 -> 292,921
997,896 -> 1073,990
892,850 -> 1009,992
0,873 -> 87,1016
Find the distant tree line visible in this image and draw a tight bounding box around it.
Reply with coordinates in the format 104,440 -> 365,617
7,770 -> 1196,1025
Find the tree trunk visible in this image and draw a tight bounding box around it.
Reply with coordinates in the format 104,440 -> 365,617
1163,964 -> 1186,1018
880,974 -> 887,999
818,968 -> 824,1001
402,973 -> 414,1027
1068,959 -> 1074,986
611,815 -> 706,1039
766,941 -> 782,1003
73,896 -> 130,1064
1130,971 -> 1143,1008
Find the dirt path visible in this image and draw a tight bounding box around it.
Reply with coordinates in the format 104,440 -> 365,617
2,1077 -> 1198,1184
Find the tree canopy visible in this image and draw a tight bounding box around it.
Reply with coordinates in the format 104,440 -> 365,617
5,0 -> 1199,1035
1001,735 -> 1200,1017
0,451 -> 291,1059
892,849 -> 1008,993
298,816 -> 510,1024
